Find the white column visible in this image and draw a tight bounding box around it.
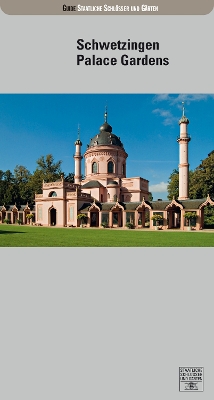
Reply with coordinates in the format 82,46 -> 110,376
74,139 -> 83,184
177,106 -> 191,200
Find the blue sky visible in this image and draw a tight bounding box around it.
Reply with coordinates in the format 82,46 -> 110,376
0,93 -> 214,200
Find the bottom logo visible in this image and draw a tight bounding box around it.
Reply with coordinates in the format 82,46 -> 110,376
179,367 -> 204,392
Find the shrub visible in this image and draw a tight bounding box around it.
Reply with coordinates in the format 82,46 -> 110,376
151,214 -> 163,226
125,222 -> 134,229
101,221 -> 108,228
183,212 -> 197,227
77,213 -> 87,226
4,218 -> 10,224
26,213 -> 34,220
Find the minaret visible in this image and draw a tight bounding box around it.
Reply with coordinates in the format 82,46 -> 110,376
73,125 -> 83,184
177,102 -> 191,200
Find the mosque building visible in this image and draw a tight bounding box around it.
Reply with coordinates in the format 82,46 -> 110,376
1,106 -> 214,230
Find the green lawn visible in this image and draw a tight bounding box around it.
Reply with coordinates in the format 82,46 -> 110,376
0,225 -> 214,246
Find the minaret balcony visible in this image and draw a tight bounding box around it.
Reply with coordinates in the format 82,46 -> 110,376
177,134 -> 191,142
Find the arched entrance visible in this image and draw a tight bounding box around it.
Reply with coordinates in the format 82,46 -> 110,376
91,211 -> 99,227
136,199 -> 152,228
24,205 -> 31,224
166,199 -> 183,229
167,206 -> 181,228
199,195 -> 214,229
110,201 -> 124,228
0,206 -> 6,223
11,205 -> 18,224
88,201 -> 101,227
50,207 -> 57,226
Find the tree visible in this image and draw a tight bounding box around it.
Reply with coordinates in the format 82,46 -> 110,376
167,151 -> 214,200
13,165 -> 32,205
167,169 -> 179,200
64,172 -> 75,183
36,154 -> 62,182
14,165 -> 31,183
0,169 -> 15,205
29,154 -> 63,198
63,172 -> 85,183
189,151 -> 214,199
0,155 -> 64,206
148,192 -> 153,201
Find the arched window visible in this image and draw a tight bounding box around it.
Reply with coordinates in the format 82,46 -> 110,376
49,191 -> 57,197
92,162 -> 97,174
108,161 -> 114,173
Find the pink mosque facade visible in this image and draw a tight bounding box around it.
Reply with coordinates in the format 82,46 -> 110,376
1,106 -> 213,230
34,109 -> 150,228
32,107 -> 214,230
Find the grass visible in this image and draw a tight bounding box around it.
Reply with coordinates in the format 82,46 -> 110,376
0,224 -> 214,246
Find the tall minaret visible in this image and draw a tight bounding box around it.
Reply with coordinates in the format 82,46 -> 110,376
177,102 -> 191,200
73,125 -> 83,184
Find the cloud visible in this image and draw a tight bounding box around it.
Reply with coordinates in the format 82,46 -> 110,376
152,108 -> 178,126
153,93 -> 214,105
149,181 -> 168,192
153,94 -> 171,102
152,94 -> 214,125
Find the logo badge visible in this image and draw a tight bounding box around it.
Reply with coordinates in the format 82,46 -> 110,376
179,367 -> 204,392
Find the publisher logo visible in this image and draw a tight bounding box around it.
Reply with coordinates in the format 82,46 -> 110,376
179,367 -> 204,392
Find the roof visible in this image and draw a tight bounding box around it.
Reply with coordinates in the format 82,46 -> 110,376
151,201 -> 172,210
0,204 -> 34,211
179,198 -> 206,209
87,114 -> 125,150
78,198 -> 208,212
179,115 -> 189,125
88,130 -> 125,149
82,180 -> 104,188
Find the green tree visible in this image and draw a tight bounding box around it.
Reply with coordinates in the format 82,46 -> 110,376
167,169 -> 179,200
63,172 -> 85,183
64,172 -> 75,183
148,192 -> 153,201
0,170 -> 15,205
167,151 -> 214,227
189,151 -> 214,199
28,170 -> 44,197
13,165 -> 32,205
29,154 -> 63,197
36,154 -> 62,182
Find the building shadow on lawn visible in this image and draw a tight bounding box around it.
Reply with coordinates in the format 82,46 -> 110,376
0,230 -> 25,235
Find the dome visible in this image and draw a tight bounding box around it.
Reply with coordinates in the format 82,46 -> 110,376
179,103 -> 189,125
74,138 -> 82,145
89,130 -> 124,148
99,122 -> 112,133
88,110 -> 124,149
179,115 -> 189,125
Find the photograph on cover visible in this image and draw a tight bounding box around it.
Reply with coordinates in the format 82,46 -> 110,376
1,93 -> 214,246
